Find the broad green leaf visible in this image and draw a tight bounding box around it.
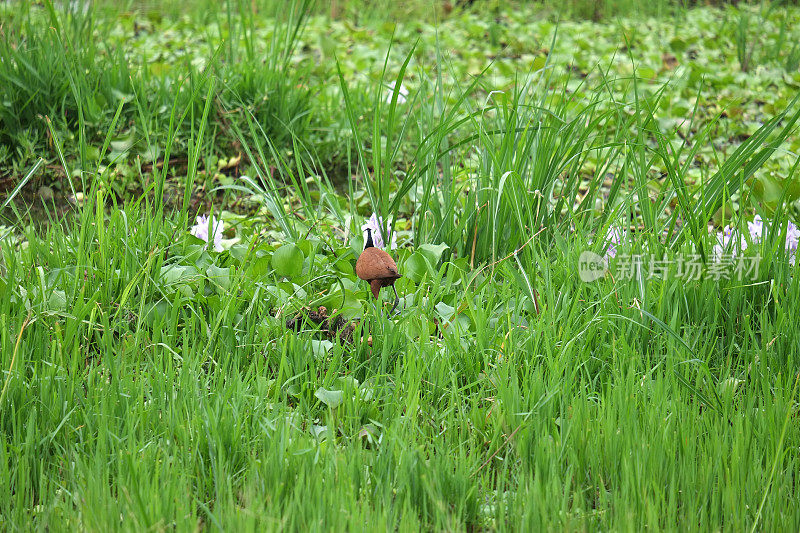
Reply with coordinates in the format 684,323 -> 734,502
206,265 -> 231,291
418,243 -> 450,266
435,301 -> 456,321
403,251 -> 432,283
247,255 -> 272,279
272,243 -> 304,278
161,264 -> 199,297
47,290 -> 67,312
315,387 -> 344,408
311,339 -> 334,358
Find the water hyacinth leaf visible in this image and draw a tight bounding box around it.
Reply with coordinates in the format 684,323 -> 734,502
264,285 -> 290,304
418,243 -> 450,266
310,424 -> 330,441
753,174 -> 786,205
435,301 -> 456,322
358,423 -> 381,445
278,282 -> 307,300
350,234 -> 370,256
139,144 -> 160,163
406,315 -> 435,340
17,285 -> 30,310
142,300 -> 171,328
336,375 -> 359,391
109,129 -> 135,153
359,379 -> 379,402
206,265 -> 231,291
403,251 -> 433,283
334,256 -> 355,274
161,264 -> 199,297
84,145 -> 101,161
315,285 -> 345,310
454,314 -> 473,333
296,239 -> 314,257
315,387 -> 344,409
184,241 -> 209,263
228,243 -> 249,262
272,243 -> 304,278
47,290 -> 67,312
193,251 -> 214,272
311,339 -> 334,359
255,377 -> 275,397
339,289 -> 364,319
753,174 -> 800,209
719,377 -> 744,397
247,254 -> 272,279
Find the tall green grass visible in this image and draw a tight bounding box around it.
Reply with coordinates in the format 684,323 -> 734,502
3,168 -> 799,529
0,0 -> 316,190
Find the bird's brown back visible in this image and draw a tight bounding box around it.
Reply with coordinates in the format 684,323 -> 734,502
356,248 -> 401,282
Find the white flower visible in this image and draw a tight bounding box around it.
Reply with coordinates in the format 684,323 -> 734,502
361,213 -> 397,250
190,214 -> 224,252
385,82 -> 409,105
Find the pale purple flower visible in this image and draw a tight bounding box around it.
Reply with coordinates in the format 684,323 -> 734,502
711,216 -> 800,265
712,225 -> 747,261
604,226 -> 625,259
785,221 -> 799,266
747,215 -> 763,243
190,214 -> 224,252
785,221 -> 799,253
361,213 -> 397,250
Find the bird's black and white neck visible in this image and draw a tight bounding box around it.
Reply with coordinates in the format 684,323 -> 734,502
364,228 -> 374,249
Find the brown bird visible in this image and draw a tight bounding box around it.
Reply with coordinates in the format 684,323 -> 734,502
355,228 -> 402,313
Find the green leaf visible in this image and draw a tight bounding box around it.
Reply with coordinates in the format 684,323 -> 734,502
47,289 -> 67,312
228,243 -> 249,263
315,387 -> 344,408
247,254 -> 272,279
403,251 -> 432,284
434,301 -> 456,322
311,339 -> 334,358
85,145 -> 101,161
753,175 -> 785,205
206,265 -> 231,291
272,243 -> 304,279
264,285 -> 290,304
110,129 -> 135,153
296,239 -> 314,257
161,264 -> 199,297
143,300 -> 170,328
669,37 -> 688,53
418,243 -> 450,266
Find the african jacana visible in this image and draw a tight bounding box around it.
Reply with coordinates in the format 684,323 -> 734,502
355,228 -> 402,313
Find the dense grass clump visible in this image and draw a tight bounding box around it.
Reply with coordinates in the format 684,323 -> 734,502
1,0 -> 800,530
